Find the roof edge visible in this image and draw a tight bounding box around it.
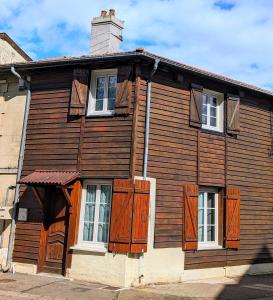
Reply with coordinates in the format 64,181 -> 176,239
0,32 -> 32,62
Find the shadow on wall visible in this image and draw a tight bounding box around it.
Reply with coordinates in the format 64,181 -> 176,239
216,244 -> 273,300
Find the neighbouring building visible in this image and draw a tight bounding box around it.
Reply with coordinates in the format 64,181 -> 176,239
0,33 -> 31,266
0,10 -> 272,287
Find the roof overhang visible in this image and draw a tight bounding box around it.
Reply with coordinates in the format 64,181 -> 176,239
0,50 -> 272,98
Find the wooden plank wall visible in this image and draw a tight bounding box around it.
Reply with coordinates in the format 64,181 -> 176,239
135,69 -> 273,269
134,73 -> 198,248
13,66 -> 135,264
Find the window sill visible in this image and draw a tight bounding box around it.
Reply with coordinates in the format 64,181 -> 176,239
197,245 -> 223,251
86,111 -> 114,117
201,125 -> 223,134
71,245 -> 107,253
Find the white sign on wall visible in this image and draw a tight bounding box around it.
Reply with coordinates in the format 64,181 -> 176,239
18,208 -> 28,221
0,206 -> 13,220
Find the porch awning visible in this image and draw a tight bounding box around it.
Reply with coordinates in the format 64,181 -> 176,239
19,170 -> 80,186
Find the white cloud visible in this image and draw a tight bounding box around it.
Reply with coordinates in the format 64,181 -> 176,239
0,0 -> 273,89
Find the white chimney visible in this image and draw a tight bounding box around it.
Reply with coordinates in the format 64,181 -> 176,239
91,9 -> 124,55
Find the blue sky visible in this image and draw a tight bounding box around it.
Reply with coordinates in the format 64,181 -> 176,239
1,0 -> 273,90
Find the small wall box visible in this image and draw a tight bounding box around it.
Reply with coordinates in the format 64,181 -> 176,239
0,206 -> 13,220
17,208 -> 28,221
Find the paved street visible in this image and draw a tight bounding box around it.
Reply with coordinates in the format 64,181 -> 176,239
0,272 -> 273,299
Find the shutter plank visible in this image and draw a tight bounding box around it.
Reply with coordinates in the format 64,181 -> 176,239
131,180 -> 150,253
115,65 -> 132,115
190,84 -> 203,128
108,179 -> 134,252
225,187 -> 240,249
227,95 -> 240,134
183,184 -> 198,250
70,68 -> 89,116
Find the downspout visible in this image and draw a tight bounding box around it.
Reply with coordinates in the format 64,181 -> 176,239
138,58 -> 160,280
2,67 -> 31,272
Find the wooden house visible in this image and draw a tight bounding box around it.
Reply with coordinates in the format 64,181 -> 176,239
0,11 -> 272,287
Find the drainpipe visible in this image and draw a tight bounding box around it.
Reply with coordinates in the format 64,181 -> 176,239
2,67 -> 31,272
138,58 -> 160,280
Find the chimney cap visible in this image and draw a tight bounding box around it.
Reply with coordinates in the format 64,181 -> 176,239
136,47 -> 144,52
101,10 -> 107,17
109,9 -> 115,16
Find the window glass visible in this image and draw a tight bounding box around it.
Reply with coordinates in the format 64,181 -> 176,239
83,185 -> 96,241
198,192 -> 205,242
89,70 -> 117,115
81,183 -> 112,246
95,77 -> 105,111
107,75 -> 117,111
201,92 -> 223,131
98,185 -> 111,243
198,190 -> 218,246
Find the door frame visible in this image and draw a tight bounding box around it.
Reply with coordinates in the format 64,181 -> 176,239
36,180 -> 82,276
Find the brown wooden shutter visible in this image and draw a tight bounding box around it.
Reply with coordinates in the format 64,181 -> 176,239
227,95 -> 240,134
183,184 -> 198,250
108,179 -> 150,253
70,68 -> 89,116
225,187 -> 240,249
115,65 -> 133,115
131,180 -> 150,253
190,84 -> 203,128
108,179 -> 134,253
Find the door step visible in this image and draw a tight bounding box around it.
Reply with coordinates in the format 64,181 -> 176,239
36,272 -> 69,280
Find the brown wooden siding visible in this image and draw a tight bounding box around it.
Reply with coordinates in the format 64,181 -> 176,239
134,69 -> 273,269
198,132 -> 225,186
135,73 -> 198,248
14,66 -> 135,264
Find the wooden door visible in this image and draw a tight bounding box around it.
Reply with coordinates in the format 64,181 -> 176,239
38,187 -> 69,275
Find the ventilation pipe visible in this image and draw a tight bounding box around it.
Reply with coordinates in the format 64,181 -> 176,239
2,67 -> 31,272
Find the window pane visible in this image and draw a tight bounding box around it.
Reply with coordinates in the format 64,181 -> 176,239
202,115 -> 207,125
210,116 -> 216,127
95,99 -> 103,111
97,185 -> 111,243
198,226 -> 204,242
198,192 -> 204,208
207,193 -> 215,208
83,185 -> 96,241
96,77 -> 105,99
202,103 -> 207,115
202,94 -> 207,105
198,208 -> 204,225
107,76 -> 116,111
210,106 -> 216,118
108,98 -> 115,111
207,225 -> 215,242
210,96 -> 217,107
207,208 -> 215,225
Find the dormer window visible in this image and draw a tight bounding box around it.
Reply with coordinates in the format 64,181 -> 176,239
87,69 -> 117,116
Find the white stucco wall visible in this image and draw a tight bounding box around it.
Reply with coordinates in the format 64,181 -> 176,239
0,39 -> 26,64
0,75 -> 26,266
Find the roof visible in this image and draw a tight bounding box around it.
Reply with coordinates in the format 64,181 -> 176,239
0,33 -> 32,62
0,48 -> 272,97
19,170 -> 80,186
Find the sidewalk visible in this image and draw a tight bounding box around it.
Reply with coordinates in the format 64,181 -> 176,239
0,272 -> 272,299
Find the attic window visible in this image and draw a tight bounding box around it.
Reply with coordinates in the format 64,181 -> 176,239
201,89 -> 224,132
87,69 -> 117,116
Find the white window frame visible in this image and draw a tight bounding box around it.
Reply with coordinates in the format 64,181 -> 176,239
87,69 -> 117,116
201,89 -> 224,133
75,180 -> 112,252
198,187 -> 221,250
